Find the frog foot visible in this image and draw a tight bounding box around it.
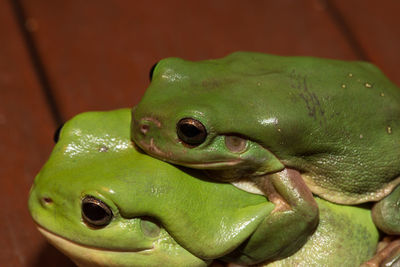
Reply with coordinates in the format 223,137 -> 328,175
225,168 -> 319,264
362,236 -> 400,267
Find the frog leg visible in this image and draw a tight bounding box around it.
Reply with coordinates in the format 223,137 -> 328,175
224,168 -> 319,264
366,185 -> 400,266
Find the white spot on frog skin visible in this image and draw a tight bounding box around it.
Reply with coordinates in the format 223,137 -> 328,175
341,84 -> 347,89
108,189 -> 115,194
161,68 -> 187,82
259,117 -> 278,126
257,82 -> 262,86
365,82 -> 372,88
359,134 -> 363,139
71,128 -> 83,136
64,134 -> 131,157
348,73 -> 353,77
387,126 -> 392,134
99,187 -> 115,195
98,146 -> 109,152
380,92 -> 385,97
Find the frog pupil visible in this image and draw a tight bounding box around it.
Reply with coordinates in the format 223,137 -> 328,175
82,196 -> 112,227
83,203 -> 107,220
181,124 -> 200,137
177,118 -> 207,146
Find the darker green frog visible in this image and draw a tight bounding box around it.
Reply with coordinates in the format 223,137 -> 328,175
132,52 -> 400,244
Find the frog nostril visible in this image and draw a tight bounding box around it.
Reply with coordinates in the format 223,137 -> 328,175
42,197 -> 53,205
140,124 -> 150,134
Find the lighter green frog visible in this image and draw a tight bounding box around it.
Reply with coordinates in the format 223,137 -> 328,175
131,52 -> 400,239
29,109 -> 379,266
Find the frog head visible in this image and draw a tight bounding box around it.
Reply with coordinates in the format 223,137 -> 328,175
28,109 -> 274,266
132,51 -> 400,206
132,53 -> 291,180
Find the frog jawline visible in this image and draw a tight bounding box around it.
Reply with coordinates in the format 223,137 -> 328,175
179,159 -> 243,169
37,226 -> 154,253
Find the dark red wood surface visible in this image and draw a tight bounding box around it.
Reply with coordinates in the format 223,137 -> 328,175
1,0 -> 399,266
331,0 -> 400,85
0,0 -> 74,266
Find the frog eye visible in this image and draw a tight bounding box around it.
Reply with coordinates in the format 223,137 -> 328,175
177,118 -> 207,146
81,196 -> 113,227
225,135 -> 248,153
53,124 -> 64,143
149,62 -> 158,81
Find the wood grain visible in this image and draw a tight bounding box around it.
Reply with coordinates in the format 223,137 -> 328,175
330,0 -> 400,85
20,0 -> 357,119
0,0 -> 73,266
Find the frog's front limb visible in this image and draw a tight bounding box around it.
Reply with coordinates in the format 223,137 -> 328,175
225,168 -> 319,264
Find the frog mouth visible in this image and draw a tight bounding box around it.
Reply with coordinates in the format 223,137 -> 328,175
137,138 -> 243,169
37,226 -> 154,253
180,160 -> 243,169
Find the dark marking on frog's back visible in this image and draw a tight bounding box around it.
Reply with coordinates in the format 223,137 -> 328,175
201,78 -> 237,91
290,70 -> 326,126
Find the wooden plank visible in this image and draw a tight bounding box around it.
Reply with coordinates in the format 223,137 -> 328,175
329,0 -> 400,85
0,1 -> 74,266
20,0 -> 357,119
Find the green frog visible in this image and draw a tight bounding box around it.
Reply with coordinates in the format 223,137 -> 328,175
29,109 -> 379,266
131,52 -> 400,242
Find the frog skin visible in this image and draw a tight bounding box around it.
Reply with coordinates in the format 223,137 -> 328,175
262,200 -> 378,267
29,109 -> 274,266
29,109 -> 379,266
131,52 -> 400,237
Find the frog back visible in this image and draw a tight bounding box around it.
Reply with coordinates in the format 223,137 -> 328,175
160,52 -> 400,204
227,52 -> 400,204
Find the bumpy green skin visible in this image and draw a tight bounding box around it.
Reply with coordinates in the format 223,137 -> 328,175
29,109 -> 379,266
132,52 -> 400,235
